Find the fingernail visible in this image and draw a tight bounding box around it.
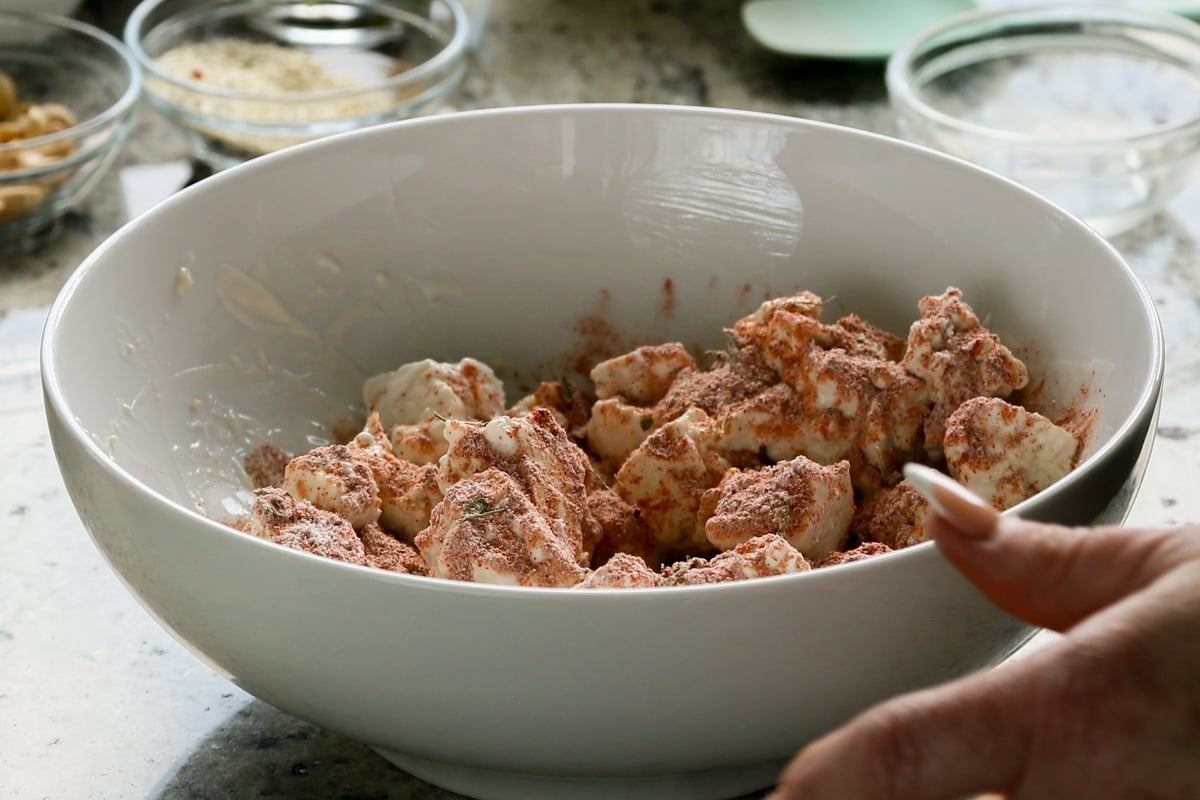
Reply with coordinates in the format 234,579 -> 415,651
902,463 -> 999,538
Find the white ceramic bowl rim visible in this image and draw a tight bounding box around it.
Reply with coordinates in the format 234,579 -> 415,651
41,103 -> 1165,596
0,9 -> 142,155
886,2 -> 1200,149
124,0 -> 470,103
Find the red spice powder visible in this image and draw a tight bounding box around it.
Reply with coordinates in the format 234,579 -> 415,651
661,278 -> 676,318
568,314 -> 626,376
244,443 -> 290,489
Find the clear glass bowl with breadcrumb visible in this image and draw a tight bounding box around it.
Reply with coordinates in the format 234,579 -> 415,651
0,11 -> 140,251
125,0 -> 470,170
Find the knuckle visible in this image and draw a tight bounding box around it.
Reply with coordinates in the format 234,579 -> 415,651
1033,638 -> 1161,744
855,701 -> 931,798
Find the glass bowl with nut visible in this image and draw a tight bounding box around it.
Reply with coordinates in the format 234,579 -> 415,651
0,12 -> 140,251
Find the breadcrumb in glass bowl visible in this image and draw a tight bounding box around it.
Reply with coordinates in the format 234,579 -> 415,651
125,0 -> 470,170
0,11 -> 139,251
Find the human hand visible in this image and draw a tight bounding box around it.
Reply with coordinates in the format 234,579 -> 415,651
767,464 -> 1200,800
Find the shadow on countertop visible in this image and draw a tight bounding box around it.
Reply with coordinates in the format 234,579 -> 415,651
149,701 -> 470,800
149,701 -> 774,800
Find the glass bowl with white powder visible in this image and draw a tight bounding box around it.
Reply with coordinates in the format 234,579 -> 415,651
887,3 -> 1200,237
125,0 -> 470,169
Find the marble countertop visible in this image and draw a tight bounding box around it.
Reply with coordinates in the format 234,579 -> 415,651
5,1 -> 1200,798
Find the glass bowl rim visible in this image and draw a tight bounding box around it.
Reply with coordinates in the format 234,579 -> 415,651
0,10 -> 142,156
885,2 -> 1200,150
124,0 -> 471,104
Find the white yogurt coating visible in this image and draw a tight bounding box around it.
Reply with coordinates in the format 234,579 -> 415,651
362,357 -> 505,430
585,397 -> 652,462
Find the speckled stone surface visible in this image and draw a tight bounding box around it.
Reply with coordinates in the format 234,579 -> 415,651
4,1 -> 1200,798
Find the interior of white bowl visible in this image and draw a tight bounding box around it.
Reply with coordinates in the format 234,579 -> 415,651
45,104 -> 1160,539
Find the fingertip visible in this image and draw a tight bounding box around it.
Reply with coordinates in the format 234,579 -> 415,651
776,738 -> 818,785
772,735 -> 857,800
903,463 -> 999,539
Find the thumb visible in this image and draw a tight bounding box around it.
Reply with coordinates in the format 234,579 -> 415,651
904,464 -> 1188,632
768,658 -> 1034,800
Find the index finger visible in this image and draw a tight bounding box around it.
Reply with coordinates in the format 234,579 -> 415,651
905,464 -> 1200,631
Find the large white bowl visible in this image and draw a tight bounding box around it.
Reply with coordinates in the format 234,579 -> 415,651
42,105 -> 1162,800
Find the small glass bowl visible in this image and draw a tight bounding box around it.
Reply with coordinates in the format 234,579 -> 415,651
887,3 -> 1200,237
0,11 -> 140,251
125,0 -> 470,170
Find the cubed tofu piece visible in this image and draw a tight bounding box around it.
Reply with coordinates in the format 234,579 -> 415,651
615,408 -> 730,552
586,488 -> 660,568
585,397 -> 654,463
731,294 -> 901,379
901,288 -> 1029,460
700,456 -> 853,558
830,314 -> 906,362
814,541 -> 893,568
249,488 -> 365,564
359,523 -> 429,575
805,348 -> 928,493
651,350 -> 777,428
507,378 -> 592,437
663,534 -> 809,585
439,408 -> 597,558
415,468 -> 587,587
590,343 -> 696,405
732,292 -> 828,359
717,350 -> 927,493
363,357 -> 506,429
944,396 -> 1078,510
744,308 -> 835,387
360,451 -> 442,541
716,382 -> 846,464
389,417 -> 448,465
282,443 -> 381,530
862,480 -> 929,549
577,552 -> 665,589
349,413 -> 443,539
